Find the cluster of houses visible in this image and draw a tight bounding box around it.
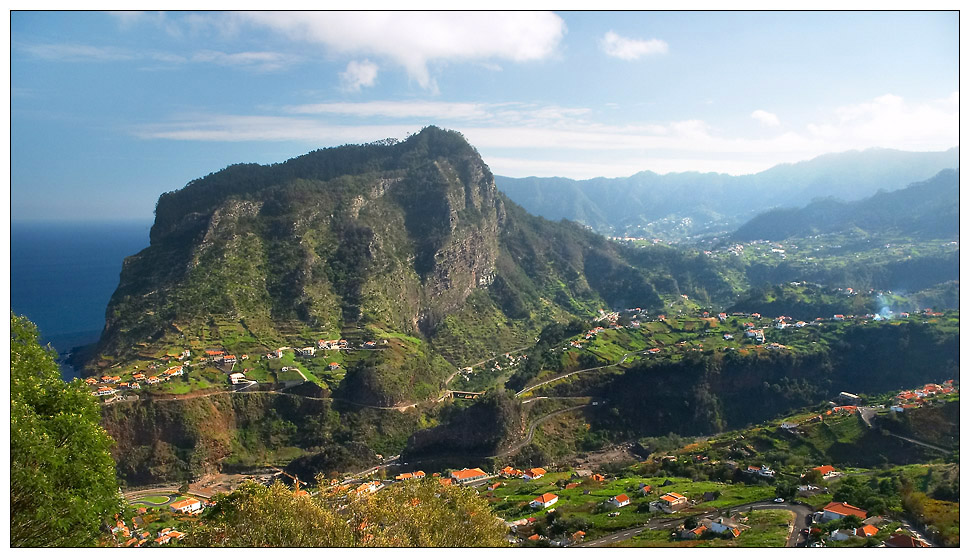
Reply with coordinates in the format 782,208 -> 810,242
679,515 -> 744,540
890,380 -> 956,413
111,497 -> 205,547
88,364 -> 185,397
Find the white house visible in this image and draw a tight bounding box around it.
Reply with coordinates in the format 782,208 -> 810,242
531,493 -> 559,509
608,494 -> 630,508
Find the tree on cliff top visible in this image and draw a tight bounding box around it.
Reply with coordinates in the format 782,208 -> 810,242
184,476 -> 508,547
10,313 -> 121,547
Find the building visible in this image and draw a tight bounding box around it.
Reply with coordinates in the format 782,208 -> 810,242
523,467 -> 546,480
229,372 -> 247,384
821,501 -> 867,523
812,465 -> 839,479
450,468 -> 488,485
658,492 -> 688,513
169,498 -> 203,514
837,392 -> 862,404
608,494 -> 630,508
531,493 -> 559,509
885,533 -> 929,548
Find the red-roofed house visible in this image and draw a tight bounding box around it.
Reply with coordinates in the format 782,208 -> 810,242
608,494 -> 630,508
658,492 -> 688,513
169,497 -> 203,514
450,468 -> 488,485
812,465 -> 838,479
523,467 -> 546,480
822,501 -> 867,522
531,493 -> 559,509
856,525 -> 878,537
886,533 -> 928,548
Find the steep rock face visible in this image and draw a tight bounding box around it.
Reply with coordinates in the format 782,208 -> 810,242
97,127 -> 505,359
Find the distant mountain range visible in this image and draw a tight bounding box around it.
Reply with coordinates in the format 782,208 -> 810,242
733,168 -> 959,241
495,147 -> 958,238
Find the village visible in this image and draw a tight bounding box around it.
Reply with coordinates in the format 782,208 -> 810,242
113,369 -> 955,549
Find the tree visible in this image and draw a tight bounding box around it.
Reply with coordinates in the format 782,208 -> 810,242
10,313 -> 122,547
185,477 -> 509,547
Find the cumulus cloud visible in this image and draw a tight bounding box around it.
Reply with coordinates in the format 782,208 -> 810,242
806,92 -> 957,151
600,30 -> 668,60
339,60 -> 379,92
751,109 -> 780,127
233,11 -> 565,89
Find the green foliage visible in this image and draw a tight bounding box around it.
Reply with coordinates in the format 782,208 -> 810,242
185,478 -> 508,547
10,314 -> 122,547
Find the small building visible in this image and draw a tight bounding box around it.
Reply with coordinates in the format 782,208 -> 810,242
531,493 -> 559,509
837,392 -> 861,404
829,529 -> 857,542
523,467 -> 546,480
608,494 -> 630,508
821,501 -> 867,523
328,362 -> 341,370
856,525 -> 878,538
886,532 -> 929,548
658,492 -> 688,513
229,372 -> 247,384
812,465 -> 839,479
450,468 -> 488,485
169,497 -> 203,514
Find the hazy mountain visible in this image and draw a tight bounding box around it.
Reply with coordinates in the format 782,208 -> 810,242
495,147 -> 958,237
733,168 -> 959,241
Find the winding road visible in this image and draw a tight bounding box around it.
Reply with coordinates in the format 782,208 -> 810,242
515,351 -> 635,397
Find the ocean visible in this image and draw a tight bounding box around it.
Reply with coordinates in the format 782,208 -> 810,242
10,220 -> 153,380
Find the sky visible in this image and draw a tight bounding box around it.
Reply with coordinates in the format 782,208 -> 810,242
8,10 -> 960,222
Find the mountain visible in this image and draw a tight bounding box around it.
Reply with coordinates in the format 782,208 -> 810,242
91,127 -> 727,407
732,169 -> 959,241
495,147 -> 958,237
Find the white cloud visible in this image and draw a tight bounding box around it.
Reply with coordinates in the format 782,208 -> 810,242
18,42 -> 135,61
133,93 -> 957,179
17,40 -> 294,71
600,30 -> 668,60
751,109 -> 780,127
339,60 -> 379,92
233,11 -> 566,89
283,100 -> 492,120
191,50 -> 293,71
806,92 -> 957,151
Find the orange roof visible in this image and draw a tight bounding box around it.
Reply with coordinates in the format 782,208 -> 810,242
660,494 -> 679,503
572,530 -> 586,538
691,525 -> 707,536
439,478 -> 453,486
396,473 -> 413,480
614,494 -> 630,503
527,467 -> 546,476
813,465 -> 836,476
590,474 -> 605,481
527,534 -> 541,541
170,497 -> 200,510
534,493 -> 558,504
451,468 -> 487,480
565,482 -> 580,489
857,525 -> 878,537
823,501 -> 867,519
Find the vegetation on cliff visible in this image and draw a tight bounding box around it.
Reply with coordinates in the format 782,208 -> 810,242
10,314 -> 121,547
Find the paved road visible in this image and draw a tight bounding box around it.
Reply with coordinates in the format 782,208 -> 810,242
515,352 -> 634,397
576,500 -> 812,548
491,404 -> 593,457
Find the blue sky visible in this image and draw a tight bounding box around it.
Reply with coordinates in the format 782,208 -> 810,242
9,10 -> 959,222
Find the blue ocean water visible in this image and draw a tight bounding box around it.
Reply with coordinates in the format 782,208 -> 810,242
10,220 -> 152,379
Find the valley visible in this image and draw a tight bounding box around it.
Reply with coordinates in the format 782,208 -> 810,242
35,128 -> 960,548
